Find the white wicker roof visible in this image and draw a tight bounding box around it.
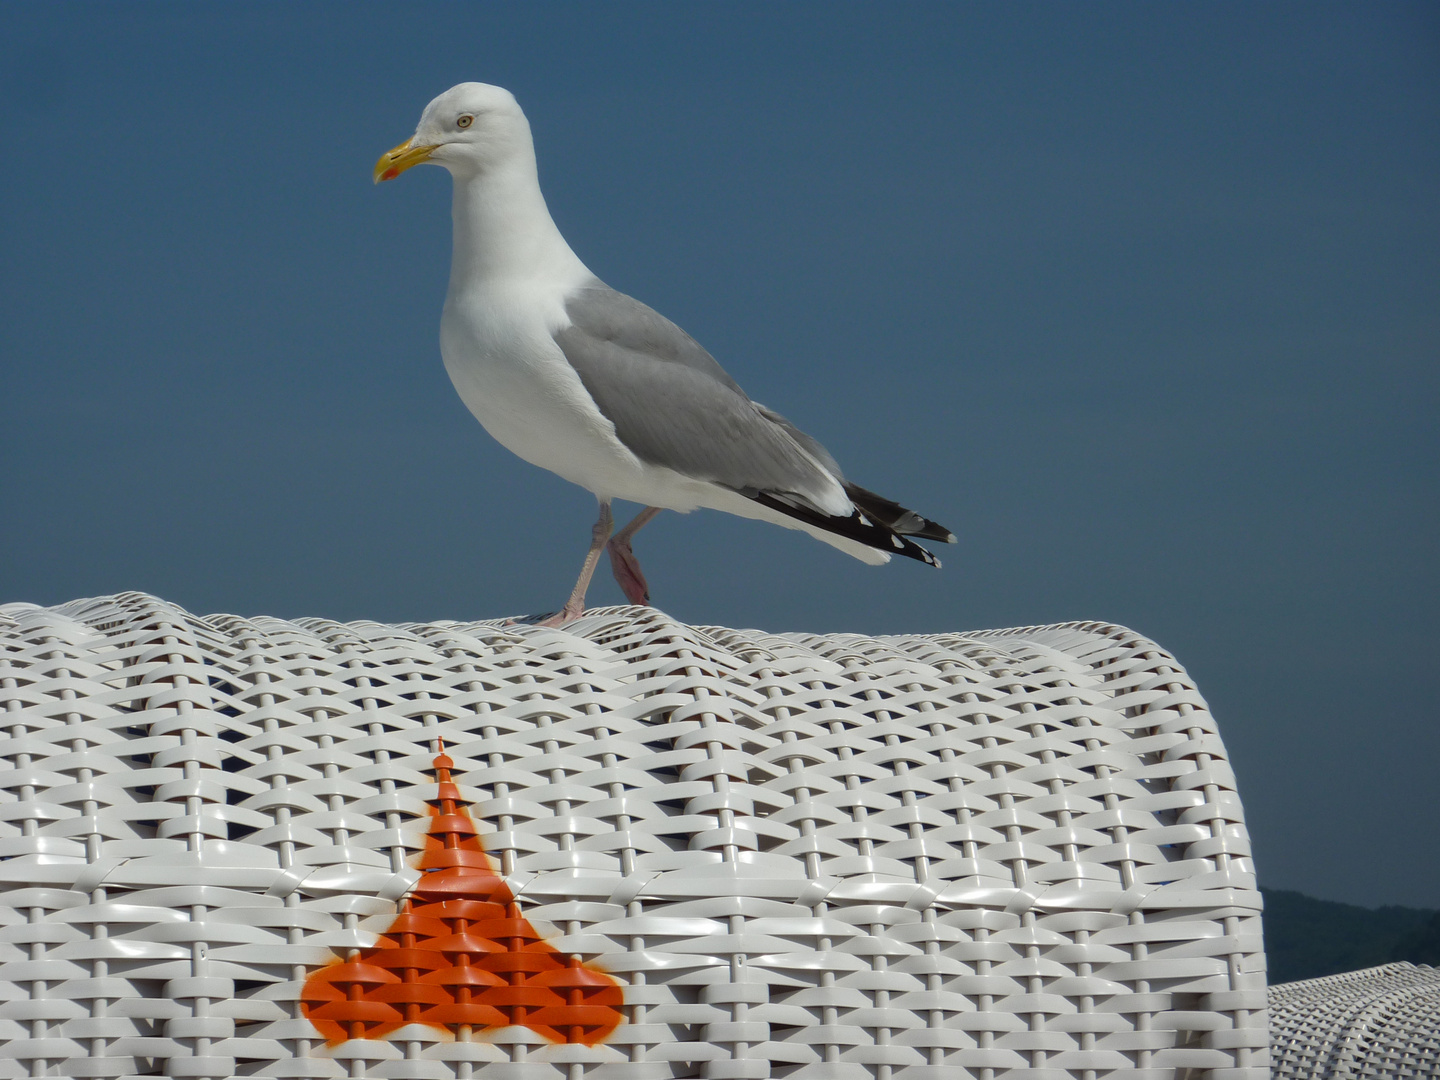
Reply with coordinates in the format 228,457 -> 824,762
0,592 -> 1267,1079
1269,962 -> 1440,1080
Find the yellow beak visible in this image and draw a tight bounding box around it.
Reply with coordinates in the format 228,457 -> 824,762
374,138 -> 439,184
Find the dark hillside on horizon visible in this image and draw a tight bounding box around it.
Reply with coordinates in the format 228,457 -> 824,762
1262,886 -> 1440,984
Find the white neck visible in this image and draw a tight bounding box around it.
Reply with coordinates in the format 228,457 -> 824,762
447,154 -> 590,291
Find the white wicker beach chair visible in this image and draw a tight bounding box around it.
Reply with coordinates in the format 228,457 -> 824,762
0,593 -> 1268,1079
1269,962 -> 1440,1080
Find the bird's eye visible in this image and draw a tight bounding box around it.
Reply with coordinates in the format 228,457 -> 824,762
456,115 -> 474,129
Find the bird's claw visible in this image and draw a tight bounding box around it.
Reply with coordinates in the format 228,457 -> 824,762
506,606 -> 581,627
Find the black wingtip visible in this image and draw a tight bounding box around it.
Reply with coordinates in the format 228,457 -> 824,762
842,483 -> 955,545
912,523 -> 958,545
748,491 -> 944,568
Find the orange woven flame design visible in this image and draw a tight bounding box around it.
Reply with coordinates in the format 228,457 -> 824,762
300,749 -> 624,1046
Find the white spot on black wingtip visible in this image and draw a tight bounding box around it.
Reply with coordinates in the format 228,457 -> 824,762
891,536 -> 904,549
943,531 -> 957,544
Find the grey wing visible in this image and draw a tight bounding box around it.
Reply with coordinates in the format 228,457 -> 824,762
556,282 -> 848,514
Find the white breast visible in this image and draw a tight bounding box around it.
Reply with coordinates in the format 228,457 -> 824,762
440,284 -> 709,510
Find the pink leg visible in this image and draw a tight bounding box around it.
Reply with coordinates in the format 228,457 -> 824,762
535,501 -> 614,627
607,506 -> 662,606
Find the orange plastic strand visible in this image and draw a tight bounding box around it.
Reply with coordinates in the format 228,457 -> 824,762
301,751 -> 623,1046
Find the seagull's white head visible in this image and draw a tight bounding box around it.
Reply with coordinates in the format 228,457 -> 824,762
374,82 -> 531,184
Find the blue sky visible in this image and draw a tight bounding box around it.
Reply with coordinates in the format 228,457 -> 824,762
2,2 -> 1436,907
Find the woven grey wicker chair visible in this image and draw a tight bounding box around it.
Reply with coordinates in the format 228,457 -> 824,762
1269,962 -> 1440,1080
0,593 -> 1268,1079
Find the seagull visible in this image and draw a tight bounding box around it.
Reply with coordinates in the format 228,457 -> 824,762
375,83 -> 954,626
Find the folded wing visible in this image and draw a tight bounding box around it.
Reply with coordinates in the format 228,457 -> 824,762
554,281 -> 954,565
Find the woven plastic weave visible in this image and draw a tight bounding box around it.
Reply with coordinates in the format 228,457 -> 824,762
0,592 -> 1268,1079
1269,963 -> 1440,1080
